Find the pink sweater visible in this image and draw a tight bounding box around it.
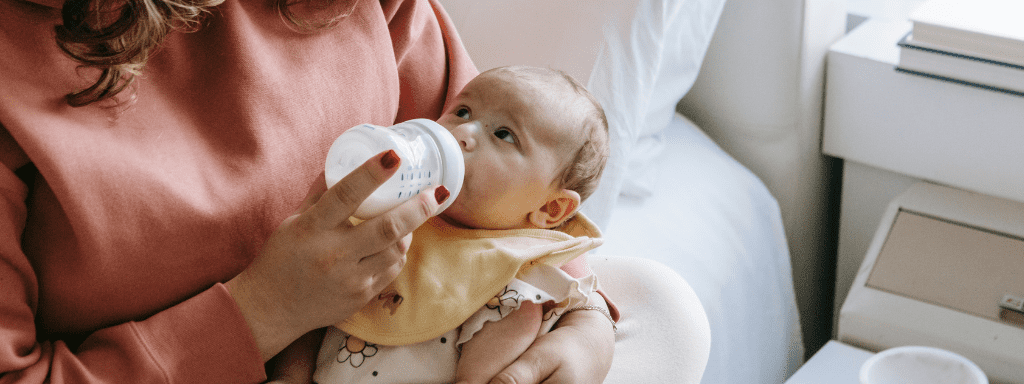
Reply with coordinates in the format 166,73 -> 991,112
0,0 -> 512,382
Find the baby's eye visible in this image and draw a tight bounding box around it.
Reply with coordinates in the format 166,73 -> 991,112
494,128 -> 516,144
455,107 -> 471,119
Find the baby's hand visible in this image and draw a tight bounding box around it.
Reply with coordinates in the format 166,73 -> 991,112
264,329 -> 323,384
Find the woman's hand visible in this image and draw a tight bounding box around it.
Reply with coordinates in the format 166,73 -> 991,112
227,150 -> 448,361
490,296 -> 616,384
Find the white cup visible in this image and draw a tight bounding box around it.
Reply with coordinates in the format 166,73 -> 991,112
860,346 -> 988,384
325,119 -> 464,219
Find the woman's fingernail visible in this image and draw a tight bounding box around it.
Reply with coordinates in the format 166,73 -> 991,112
380,150 -> 400,169
435,185 -> 450,204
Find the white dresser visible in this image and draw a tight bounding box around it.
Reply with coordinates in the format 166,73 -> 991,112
822,18 -> 1024,326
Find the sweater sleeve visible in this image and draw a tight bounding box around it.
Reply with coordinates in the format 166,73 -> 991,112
0,128 -> 265,383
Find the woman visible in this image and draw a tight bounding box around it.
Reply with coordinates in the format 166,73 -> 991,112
0,0 -> 615,382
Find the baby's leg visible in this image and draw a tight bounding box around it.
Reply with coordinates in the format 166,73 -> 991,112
455,301 -> 542,384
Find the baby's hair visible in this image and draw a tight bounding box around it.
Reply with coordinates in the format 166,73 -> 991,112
485,66 -> 610,204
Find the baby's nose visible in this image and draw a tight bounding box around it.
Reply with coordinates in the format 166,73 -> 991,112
452,122 -> 478,151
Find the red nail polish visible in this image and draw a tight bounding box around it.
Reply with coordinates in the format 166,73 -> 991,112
380,150 -> 400,169
435,185 -> 450,204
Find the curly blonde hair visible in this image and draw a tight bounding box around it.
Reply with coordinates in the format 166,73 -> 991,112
55,0 -> 358,107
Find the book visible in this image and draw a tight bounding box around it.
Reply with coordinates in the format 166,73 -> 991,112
908,0 -> 1024,67
897,33 -> 1024,97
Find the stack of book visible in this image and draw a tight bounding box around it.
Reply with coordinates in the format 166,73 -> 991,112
896,0 -> 1024,96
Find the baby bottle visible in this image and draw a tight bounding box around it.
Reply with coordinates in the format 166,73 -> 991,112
325,119 -> 464,219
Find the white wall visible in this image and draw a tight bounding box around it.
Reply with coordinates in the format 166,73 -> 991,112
848,0 -> 928,20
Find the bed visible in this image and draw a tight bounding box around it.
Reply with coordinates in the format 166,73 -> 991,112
597,114 -> 802,383
438,0 -> 846,382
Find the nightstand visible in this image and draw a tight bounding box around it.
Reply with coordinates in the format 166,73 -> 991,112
784,341 -> 874,384
821,19 -> 1024,327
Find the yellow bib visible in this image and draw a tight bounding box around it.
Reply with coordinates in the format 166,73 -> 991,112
336,214 -> 602,346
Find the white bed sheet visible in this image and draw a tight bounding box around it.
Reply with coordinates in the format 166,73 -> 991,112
596,113 -> 804,384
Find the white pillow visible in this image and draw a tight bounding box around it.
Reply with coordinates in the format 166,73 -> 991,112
437,0 -> 726,230
584,0 -> 726,229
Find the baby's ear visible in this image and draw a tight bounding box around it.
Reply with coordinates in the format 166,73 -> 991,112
528,189 -> 581,229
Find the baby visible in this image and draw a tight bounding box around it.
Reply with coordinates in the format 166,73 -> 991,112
275,66 -> 611,384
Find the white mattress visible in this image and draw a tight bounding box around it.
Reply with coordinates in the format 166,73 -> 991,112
596,113 -> 804,384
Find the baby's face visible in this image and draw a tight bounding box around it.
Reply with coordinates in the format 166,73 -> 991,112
436,70 -> 583,230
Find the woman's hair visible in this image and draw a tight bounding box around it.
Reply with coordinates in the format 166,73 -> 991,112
485,66 -> 610,204
55,0 -> 357,107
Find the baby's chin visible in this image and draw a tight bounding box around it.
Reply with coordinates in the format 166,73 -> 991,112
436,203 -> 475,229
435,193 -> 491,229
436,203 -> 520,230
436,212 -> 470,229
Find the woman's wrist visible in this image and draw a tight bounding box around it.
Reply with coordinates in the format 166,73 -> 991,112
557,290 -> 616,343
226,275 -> 306,362
562,305 -> 617,335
